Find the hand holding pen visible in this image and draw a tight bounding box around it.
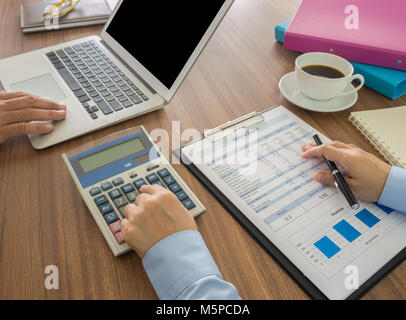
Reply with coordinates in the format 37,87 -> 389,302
301,138 -> 392,204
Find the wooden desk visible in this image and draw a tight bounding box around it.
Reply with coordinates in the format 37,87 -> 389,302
1,0 -> 405,300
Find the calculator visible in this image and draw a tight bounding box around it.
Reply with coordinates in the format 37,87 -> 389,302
62,127 -> 205,256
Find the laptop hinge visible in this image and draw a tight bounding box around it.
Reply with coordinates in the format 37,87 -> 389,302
99,40 -> 163,99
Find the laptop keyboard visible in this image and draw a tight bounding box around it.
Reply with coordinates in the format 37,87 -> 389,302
46,40 -> 150,119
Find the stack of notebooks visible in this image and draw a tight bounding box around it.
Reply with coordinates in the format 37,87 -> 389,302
349,106 -> 406,168
275,0 -> 406,100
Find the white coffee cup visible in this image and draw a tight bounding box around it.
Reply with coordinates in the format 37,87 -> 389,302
295,52 -> 364,101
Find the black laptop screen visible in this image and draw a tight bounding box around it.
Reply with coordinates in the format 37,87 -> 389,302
106,0 -> 227,89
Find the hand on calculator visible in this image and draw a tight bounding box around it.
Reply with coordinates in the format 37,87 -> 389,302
121,184 -> 198,258
0,91 -> 66,144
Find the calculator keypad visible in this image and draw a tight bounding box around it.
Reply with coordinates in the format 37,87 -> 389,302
89,167 -> 198,246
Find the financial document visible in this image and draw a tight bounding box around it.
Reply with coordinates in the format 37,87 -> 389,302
181,106 -> 406,299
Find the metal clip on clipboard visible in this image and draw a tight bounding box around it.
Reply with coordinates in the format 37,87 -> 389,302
203,111 -> 265,142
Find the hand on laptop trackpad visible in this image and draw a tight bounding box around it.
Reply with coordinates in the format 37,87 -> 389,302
9,73 -> 66,103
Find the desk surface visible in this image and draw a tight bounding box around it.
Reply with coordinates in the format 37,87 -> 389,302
1,0 -> 406,300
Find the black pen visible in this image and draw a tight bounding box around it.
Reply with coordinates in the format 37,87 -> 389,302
312,134 -> 360,210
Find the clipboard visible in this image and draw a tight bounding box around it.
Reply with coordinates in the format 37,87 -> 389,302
174,105 -> 406,300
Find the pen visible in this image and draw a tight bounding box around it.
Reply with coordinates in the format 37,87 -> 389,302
312,134 -> 360,210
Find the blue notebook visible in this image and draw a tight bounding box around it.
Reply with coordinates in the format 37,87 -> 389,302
275,21 -> 406,100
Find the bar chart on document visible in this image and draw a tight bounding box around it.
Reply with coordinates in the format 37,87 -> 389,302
204,107 -> 406,282
287,199 -> 404,280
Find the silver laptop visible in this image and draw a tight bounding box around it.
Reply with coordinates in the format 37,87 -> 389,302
0,0 -> 234,149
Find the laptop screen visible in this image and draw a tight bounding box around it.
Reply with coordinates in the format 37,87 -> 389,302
106,0 -> 227,89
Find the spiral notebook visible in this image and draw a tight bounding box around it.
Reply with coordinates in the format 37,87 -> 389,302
349,106 -> 406,168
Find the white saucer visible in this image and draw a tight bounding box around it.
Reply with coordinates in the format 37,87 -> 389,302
279,72 -> 358,113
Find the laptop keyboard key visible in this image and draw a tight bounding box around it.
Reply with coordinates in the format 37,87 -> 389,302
93,96 -> 103,103
97,101 -> 113,115
118,95 -> 128,103
130,95 -> 143,104
89,91 -> 100,98
56,49 -> 67,58
105,95 -> 115,102
74,89 -> 86,97
79,95 -> 90,103
123,101 -> 133,108
109,100 -> 123,111
57,67 -> 81,91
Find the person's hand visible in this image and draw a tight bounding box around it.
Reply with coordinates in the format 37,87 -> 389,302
121,184 -> 197,258
301,141 -> 391,202
0,91 -> 66,144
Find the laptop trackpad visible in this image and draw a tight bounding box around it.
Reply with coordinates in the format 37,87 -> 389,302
9,74 -> 66,103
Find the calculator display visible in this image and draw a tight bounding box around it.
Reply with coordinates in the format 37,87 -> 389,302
78,138 -> 147,174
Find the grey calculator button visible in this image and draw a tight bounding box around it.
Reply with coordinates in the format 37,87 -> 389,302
112,177 -> 124,186
163,175 -> 176,186
121,183 -> 135,194
157,168 -> 170,178
89,187 -> 101,196
169,183 -> 182,193
94,194 -> 108,206
118,207 -> 126,219
99,202 -> 114,215
146,173 -> 159,183
108,188 -> 122,200
152,180 -> 165,188
176,190 -> 188,201
125,191 -> 138,202
114,196 -> 128,208
103,212 -> 119,224
133,178 -> 147,190
182,198 -> 196,210
101,182 -> 113,191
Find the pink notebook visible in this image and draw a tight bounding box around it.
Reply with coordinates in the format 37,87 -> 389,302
284,0 -> 406,71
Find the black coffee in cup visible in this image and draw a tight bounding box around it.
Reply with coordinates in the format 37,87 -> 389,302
302,64 -> 346,79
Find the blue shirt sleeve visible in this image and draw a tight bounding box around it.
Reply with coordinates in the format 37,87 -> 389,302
142,230 -> 241,300
379,166 -> 406,213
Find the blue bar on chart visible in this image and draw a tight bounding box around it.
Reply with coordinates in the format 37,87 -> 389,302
374,202 -> 394,214
314,236 -> 341,259
355,209 -> 380,228
333,220 -> 361,242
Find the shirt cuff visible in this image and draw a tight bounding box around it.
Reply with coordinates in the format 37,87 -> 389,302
142,230 -> 222,300
379,166 -> 406,213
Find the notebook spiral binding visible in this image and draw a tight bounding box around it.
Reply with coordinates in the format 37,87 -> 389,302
349,114 -> 405,168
